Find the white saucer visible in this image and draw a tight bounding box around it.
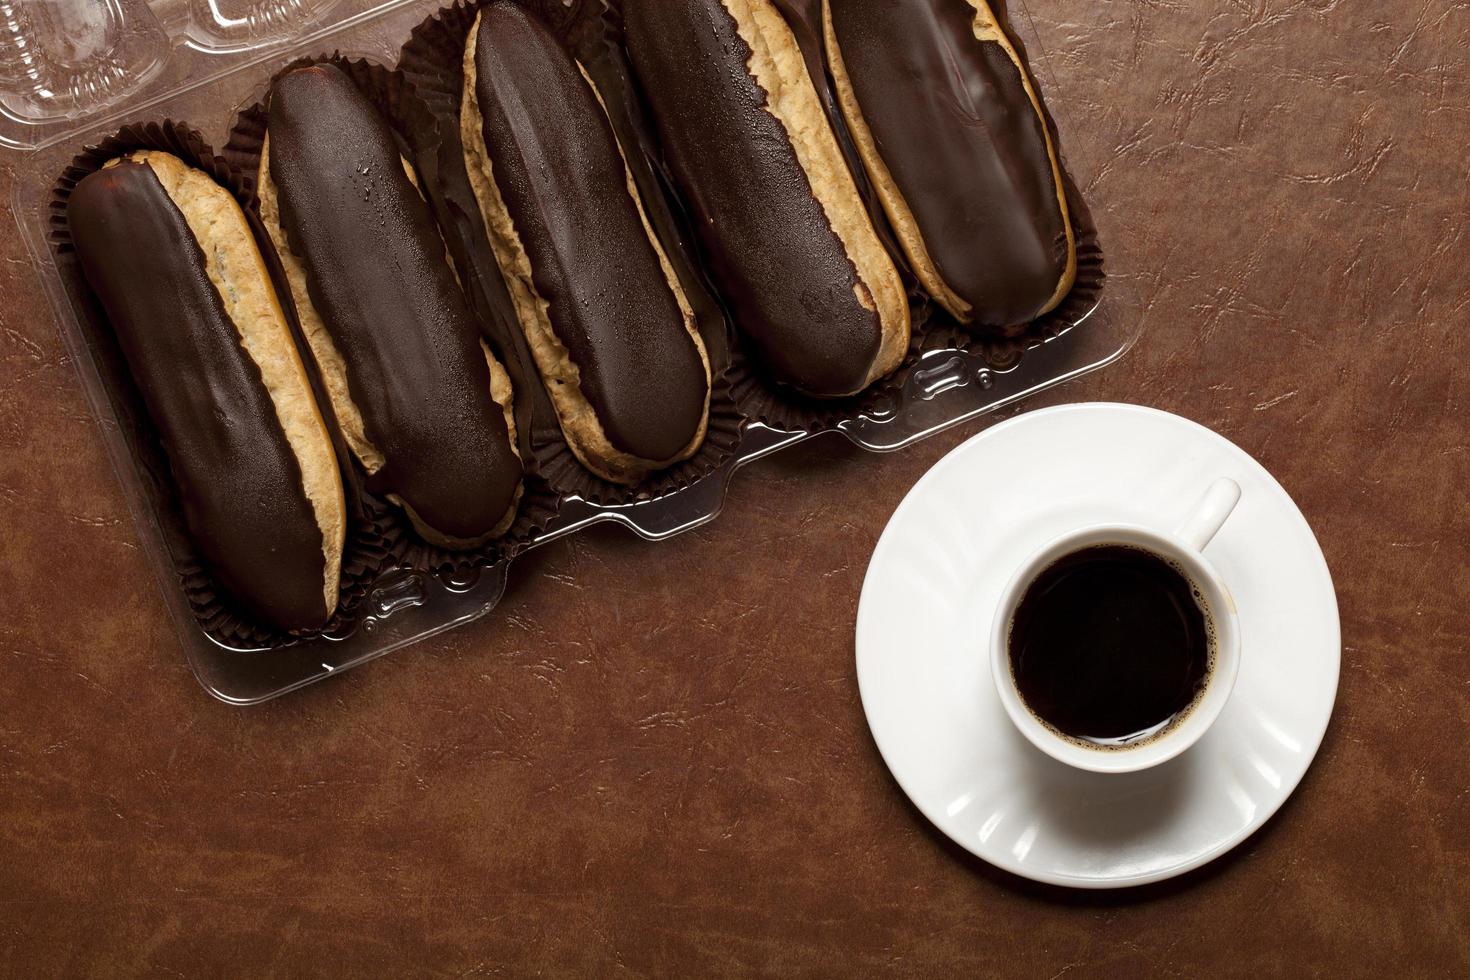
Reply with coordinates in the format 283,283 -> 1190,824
856,403 -> 1339,888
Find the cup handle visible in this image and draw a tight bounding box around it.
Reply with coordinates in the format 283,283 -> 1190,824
1175,478 -> 1242,552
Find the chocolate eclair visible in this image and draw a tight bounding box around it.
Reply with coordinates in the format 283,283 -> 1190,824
259,64 -> 523,547
462,3 -> 711,484
623,0 -> 908,399
67,151 -> 346,633
823,0 -> 1076,327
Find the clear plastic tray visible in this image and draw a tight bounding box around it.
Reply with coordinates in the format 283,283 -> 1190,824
7,0 -> 1140,703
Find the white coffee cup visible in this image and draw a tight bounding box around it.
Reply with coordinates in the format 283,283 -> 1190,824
990,478 -> 1243,774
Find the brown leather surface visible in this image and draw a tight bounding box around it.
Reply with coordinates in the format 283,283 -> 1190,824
1,0 -> 1466,974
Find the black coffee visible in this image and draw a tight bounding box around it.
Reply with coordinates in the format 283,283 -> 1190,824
1008,545 -> 1212,746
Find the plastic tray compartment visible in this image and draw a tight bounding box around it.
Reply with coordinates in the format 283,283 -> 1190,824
7,0 -> 1141,703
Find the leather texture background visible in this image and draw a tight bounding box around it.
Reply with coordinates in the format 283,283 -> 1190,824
1,0 -> 1467,974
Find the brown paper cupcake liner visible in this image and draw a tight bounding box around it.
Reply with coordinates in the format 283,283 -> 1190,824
529,375 -> 747,505
177,495 -> 399,651
223,54 -> 562,573
918,194 -> 1106,369
724,306 -> 930,435
387,473 -> 562,578
398,0 -> 747,507
48,120 -> 398,652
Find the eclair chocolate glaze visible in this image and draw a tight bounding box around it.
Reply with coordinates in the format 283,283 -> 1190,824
68,162 -> 328,632
825,0 -> 1073,326
623,0 -> 887,398
267,64 -> 521,541
471,3 -> 707,463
